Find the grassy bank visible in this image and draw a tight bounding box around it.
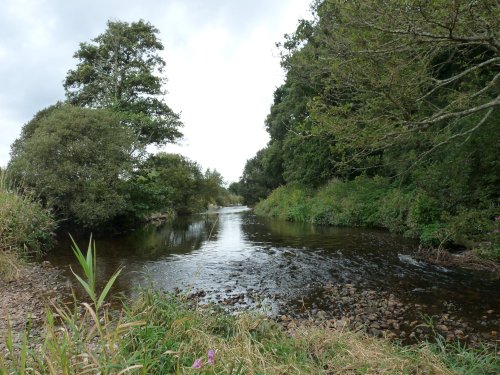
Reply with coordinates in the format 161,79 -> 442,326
2,289 -> 499,374
255,177 -> 499,262
0,172 -> 56,280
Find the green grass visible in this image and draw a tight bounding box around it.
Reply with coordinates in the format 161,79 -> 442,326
1,288 -> 498,374
0,170 -> 56,280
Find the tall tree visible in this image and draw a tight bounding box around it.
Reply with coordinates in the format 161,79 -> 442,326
64,20 -> 182,146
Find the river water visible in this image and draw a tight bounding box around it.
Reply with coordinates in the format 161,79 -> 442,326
47,206 -> 499,338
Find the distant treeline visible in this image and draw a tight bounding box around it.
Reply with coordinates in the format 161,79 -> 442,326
231,0 -> 499,259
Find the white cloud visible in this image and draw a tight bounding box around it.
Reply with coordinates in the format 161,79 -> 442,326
0,0 -> 312,183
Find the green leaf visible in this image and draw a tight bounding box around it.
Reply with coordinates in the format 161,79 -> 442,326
70,266 -> 97,303
96,268 -> 122,310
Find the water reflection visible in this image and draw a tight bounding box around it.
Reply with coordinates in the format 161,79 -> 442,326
47,206 -> 499,325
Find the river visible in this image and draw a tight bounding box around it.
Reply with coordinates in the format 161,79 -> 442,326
46,206 -> 500,342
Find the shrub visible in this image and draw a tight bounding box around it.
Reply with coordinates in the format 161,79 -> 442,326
255,177 -> 498,259
375,188 -> 412,233
0,173 -> 56,256
406,193 -> 442,237
0,172 -> 56,280
255,184 -> 312,220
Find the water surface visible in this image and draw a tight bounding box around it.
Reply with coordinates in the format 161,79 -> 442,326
47,206 -> 499,329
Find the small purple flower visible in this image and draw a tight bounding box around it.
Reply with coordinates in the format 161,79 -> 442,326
207,349 -> 215,365
192,358 -> 202,369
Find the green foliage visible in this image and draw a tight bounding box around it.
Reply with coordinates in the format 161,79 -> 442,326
254,185 -> 311,221
375,189 -> 413,234
69,235 -> 122,313
0,171 -> 55,280
0,171 -> 56,258
282,131 -> 337,187
256,178 -> 499,258
201,168 -> 228,207
241,0 -> 499,259
8,104 -> 134,228
134,153 -> 204,215
64,19 -> 182,146
236,145 -> 285,206
130,153 -> 233,218
406,194 -> 442,238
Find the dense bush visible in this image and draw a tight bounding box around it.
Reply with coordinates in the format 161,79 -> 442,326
9,105 -> 135,228
0,175 -> 56,256
0,173 -> 56,279
256,178 -> 499,260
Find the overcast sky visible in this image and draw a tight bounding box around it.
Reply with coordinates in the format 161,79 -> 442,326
0,0 -> 311,183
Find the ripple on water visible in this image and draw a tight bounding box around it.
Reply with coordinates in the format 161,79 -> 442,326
47,206 -> 500,338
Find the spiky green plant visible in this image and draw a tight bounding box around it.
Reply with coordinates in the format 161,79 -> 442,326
69,234 -> 122,313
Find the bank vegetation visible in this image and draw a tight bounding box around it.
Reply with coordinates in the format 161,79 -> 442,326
232,0 -> 499,262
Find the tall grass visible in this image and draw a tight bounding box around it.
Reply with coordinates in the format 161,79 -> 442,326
0,170 -> 56,279
3,289 -> 498,374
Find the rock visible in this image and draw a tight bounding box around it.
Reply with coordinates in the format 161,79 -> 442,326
334,319 -> 349,329
371,329 -> 381,337
437,324 -> 448,332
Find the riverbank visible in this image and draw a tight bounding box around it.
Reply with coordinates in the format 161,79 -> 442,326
1,259 -> 498,374
415,247 -> 500,274
254,180 -> 500,269
1,287 -> 498,374
179,284 -> 499,349
0,261 -> 68,354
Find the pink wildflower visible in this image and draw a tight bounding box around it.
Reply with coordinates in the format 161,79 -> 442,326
191,358 -> 202,369
207,349 -> 215,365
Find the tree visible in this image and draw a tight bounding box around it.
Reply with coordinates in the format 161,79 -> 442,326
280,0 -> 499,172
237,146 -> 285,205
132,153 -> 205,215
9,105 -> 134,227
237,0 -> 498,256
64,19 -> 182,146
201,169 -> 226,206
